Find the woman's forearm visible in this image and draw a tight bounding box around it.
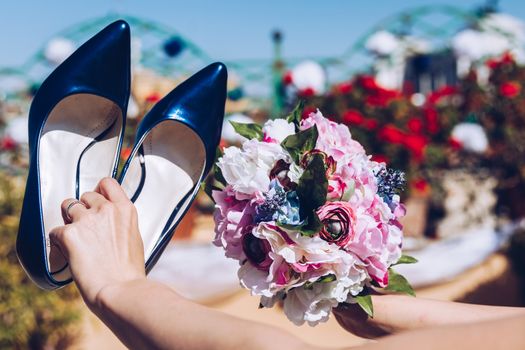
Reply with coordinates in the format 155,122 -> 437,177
94,278 -> 316,350
368,295 -> 525,333
353,314 -> 525,350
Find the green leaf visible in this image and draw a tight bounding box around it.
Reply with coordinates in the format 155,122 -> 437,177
355,294 -> 374,317
275,152 -> 327,237
393,255 -> 418,266
296,153 -> 328,225
201,181 -> 210,198
317,274 -> 336,283
299,212 -> 323,236
286,100 -> 305,128
384,268 -> 415,297
213,147 -> 227,187
303,274 -> 336,289
281,125 -> 318,164
202,182 -> 222,203
229,121 -> 263,141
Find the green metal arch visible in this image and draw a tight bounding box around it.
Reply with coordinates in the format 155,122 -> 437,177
0,4 -> 520,103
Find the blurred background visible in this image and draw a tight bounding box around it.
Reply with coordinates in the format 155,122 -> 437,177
2,0 -> 525,348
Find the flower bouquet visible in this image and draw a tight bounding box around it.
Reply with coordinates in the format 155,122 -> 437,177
210,103 -> 416,326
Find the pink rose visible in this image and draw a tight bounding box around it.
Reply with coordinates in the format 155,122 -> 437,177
300,149 -> 336,176
316,202 -> 356,247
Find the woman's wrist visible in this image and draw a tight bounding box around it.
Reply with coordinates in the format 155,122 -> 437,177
91,278 -> 149,316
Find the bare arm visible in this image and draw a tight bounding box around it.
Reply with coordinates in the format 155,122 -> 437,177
333,294 -> 525,338
51,178 -> 314,350
96,283 -> 525,350
351,314 -> 525,350
96,279 -> 525,350
94,279 -> 313,350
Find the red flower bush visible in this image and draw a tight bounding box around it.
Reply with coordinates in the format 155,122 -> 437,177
282,71 -> 293,85
298,87 -> 315,97
378,125 -> 405,144
402,134 -> 427,162
343,109 -> 364,125
427,85 -> 458,105
407,117 -> 424,134
411,178 -> 430,193
499,81 -> 521,98
372,154 -> 389,164
423,107 -> 440,134
358,75 -> 379,90
295,57 -> 525,192
363,118 -> 379,131
337,82 -> 353,94
0,136 -> 17,151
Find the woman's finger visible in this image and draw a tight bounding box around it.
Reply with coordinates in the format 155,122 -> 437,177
48,225 -> 75,261
81,191 -> 108,209
61,198 -> 88,224
95,177 -> 130,203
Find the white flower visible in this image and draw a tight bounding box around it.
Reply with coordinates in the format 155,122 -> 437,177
287,162 -> 304,184
284,285 -> 337,326
238,261 -> 274,298
262,119 -> 296,143
283,274 -> 365,326
451,123 -> 489,153
218,140 -> 289,195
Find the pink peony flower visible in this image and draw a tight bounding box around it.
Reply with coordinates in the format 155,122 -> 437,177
346,199 -> 403,287
327,175 -> 347,200
300,109 -> 365,163
212,187 -> 255,261
317,202 -> 356,247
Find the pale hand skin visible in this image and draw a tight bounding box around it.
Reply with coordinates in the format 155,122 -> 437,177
50,178 -> 525,350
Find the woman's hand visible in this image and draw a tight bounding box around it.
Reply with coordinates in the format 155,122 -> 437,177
50,177 -> 146,311
333,301 -> 391,339
334,294 -> 525,341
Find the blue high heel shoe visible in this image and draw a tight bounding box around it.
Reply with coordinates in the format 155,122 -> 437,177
16,20 -> 131,290
120,62 -> 227,272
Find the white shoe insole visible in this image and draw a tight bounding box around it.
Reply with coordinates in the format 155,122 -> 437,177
121,121 -> 205,263
40,94 -> 122,282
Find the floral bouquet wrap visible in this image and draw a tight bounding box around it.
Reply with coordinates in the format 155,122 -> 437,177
210,103 -> 416,326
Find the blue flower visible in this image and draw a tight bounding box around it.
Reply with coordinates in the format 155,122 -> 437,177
376,167 -> 406,203
276,191 -> 301,225
255,180 -> 301,225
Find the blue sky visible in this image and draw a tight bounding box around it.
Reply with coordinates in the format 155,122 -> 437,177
1,0 -> 525,68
